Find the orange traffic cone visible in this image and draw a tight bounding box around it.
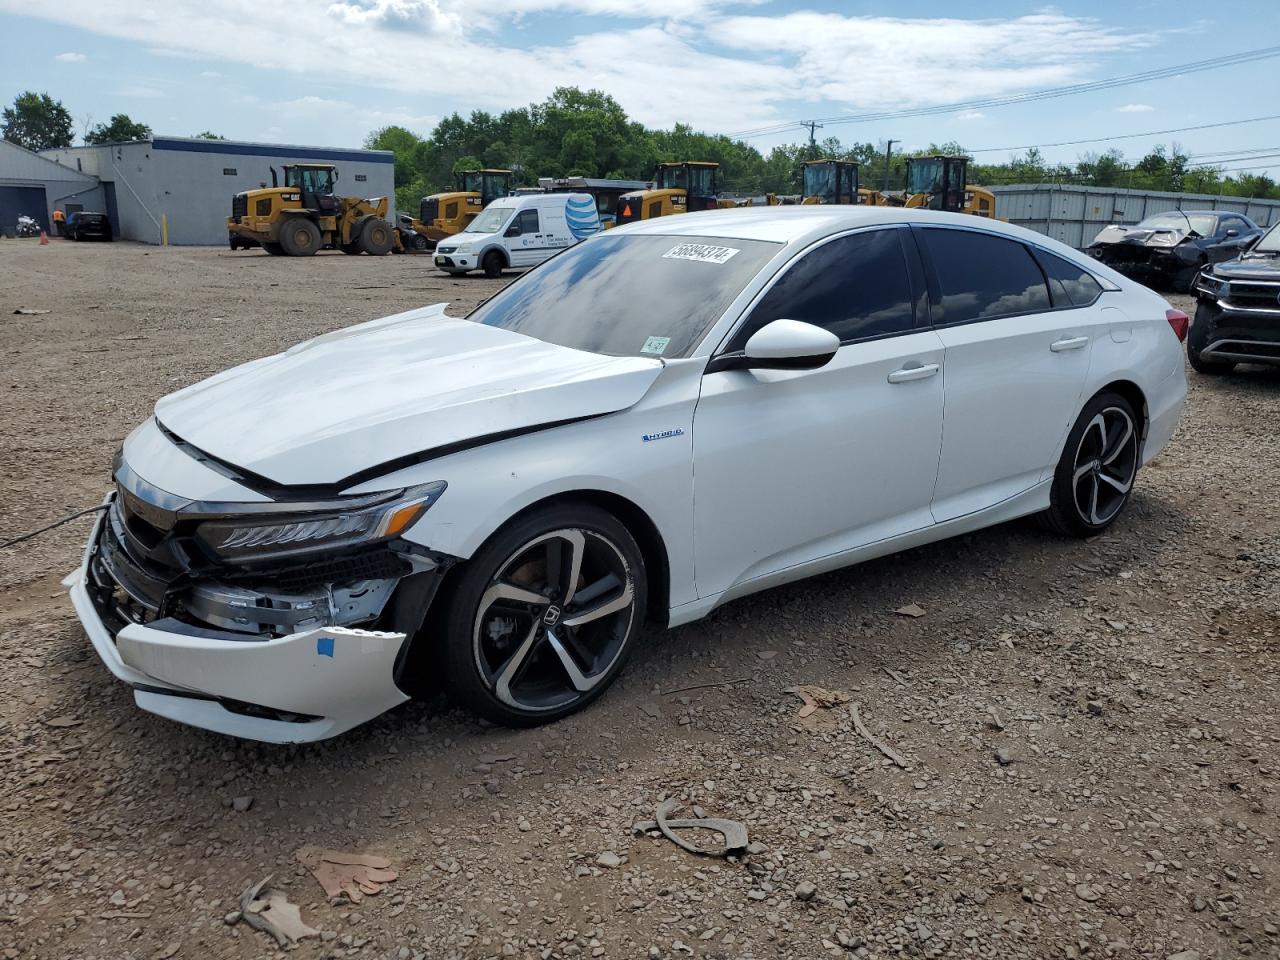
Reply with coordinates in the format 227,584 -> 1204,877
39,230 -> 48,245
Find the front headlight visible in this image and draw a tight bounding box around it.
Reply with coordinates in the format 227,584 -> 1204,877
195,481 -> 446,562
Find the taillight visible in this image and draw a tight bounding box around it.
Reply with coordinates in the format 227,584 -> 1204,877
1166,308 -> 1189,342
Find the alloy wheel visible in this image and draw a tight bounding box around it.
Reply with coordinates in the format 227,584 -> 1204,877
1071,406 -> 1138,526
472,528 -> 636,712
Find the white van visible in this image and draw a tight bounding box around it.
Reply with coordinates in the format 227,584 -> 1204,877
434,193 -> 601,277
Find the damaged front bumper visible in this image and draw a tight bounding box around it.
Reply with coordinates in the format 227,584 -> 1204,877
65,494 -> 427,743
1086,241 -> 1201,283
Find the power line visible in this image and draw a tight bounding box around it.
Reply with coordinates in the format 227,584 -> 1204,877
965,114 -> 1280,155
727,45 -> 1280,140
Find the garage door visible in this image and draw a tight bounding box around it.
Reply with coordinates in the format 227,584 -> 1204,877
0,185 -> 48,236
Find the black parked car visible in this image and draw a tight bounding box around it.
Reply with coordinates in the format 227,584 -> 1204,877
1086,210 -> 1262,291
65,212 -> 113,242
1188,222 -> 1280,374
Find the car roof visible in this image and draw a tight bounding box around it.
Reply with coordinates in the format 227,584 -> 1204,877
611,205 -> 1049,247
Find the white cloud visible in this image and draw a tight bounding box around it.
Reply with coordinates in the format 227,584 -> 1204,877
55,51 -> 86,62
200,70 -> 221,78
2,3 -> 1159,136
956,110 -> 985,121
1116,102 -> 1154,112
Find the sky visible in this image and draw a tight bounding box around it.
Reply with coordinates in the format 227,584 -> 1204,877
2,1 -> 1279,178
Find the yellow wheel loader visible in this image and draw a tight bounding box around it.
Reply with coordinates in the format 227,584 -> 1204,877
900,155 -> 998,218
226,164 -> 395,256
615,162 -> 726,225
397,169 -> 514,249
800,160 -> 861,205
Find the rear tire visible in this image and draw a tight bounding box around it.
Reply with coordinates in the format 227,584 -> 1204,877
439,503 -> 646,727
482,250 -> 504,278
1187,303 -> 1236,375
358,218 -> 393,256
1039,390 -> 1141,538
280,218 -> 322,256
339,241 -> 362,255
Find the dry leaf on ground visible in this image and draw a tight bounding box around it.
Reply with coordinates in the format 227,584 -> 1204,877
296,847 -> 398,903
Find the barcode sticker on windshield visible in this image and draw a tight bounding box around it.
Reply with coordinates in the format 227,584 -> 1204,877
663,243 -> 740,265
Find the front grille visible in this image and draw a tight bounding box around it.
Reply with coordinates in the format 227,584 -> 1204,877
1226,283 -> 1280,310
231,194 -> 248,219
420,197 -> 439,224
234,550 -> 412,594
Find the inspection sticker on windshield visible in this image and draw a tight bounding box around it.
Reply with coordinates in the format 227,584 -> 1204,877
641,336 -> 671,355
662,242 -> 740,265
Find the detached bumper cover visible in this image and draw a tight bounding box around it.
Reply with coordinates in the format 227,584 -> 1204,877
64,498 -> 411,743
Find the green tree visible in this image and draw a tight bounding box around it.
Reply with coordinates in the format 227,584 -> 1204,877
85,114 -> 152,144
2,91 -> 74,150
193,131 -> 226,140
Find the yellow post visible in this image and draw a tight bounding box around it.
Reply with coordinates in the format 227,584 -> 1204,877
161,214 -> 168,246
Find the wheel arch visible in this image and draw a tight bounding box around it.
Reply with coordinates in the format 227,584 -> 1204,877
481,244 -> 510,267
431,488 -> 671,630
1096,378 -> 1149,447
398,487 -> 672,697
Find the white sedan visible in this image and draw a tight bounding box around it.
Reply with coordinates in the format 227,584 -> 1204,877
66,207 -> 1187,742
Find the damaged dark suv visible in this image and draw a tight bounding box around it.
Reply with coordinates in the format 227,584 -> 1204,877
1188,221 -> 1280,374
1087,211 -> 1262,291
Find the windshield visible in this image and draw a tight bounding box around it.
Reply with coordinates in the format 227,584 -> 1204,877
466,233 -> 783,358
1253,223 -> 1280,254
804,164 -> 836,201
464,206 -> 512,234
1139,213 -> 1216,235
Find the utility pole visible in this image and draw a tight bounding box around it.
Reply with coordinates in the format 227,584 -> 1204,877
882,139 -> 896,193
803,120 -> 824,159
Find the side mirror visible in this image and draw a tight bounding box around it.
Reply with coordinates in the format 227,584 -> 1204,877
1224,228 -> 1239,238
707,319 -> 839,373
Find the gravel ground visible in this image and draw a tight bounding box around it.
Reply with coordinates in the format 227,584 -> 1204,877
0,239 -> 1277,960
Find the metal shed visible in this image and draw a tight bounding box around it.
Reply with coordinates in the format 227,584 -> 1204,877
40,137 -> 396,245
990,184 -> 1280,249
0,139 -> 104,237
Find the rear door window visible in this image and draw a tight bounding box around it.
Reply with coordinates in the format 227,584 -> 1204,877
916,228 -> 1051,325
1032,248 -> 1104,308
732,229 -> 917,348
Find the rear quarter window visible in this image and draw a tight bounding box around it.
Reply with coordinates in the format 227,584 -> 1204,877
1032,248 -> 1104,308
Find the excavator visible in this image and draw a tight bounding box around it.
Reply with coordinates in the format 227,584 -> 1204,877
900,155 -> 998,218
397,169 -> 514,250
615,162 -> 730,224
227,163 -> 396,256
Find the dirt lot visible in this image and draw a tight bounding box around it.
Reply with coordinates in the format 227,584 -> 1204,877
0,239 -> 1277,960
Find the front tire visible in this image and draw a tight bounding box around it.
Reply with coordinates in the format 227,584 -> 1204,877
358,218 -> 393,256
1187,303 -> 1236,375
280,218 -> 322,256
1040,391 -> 1141,538
482,250 -> 504,278
440,503 -> 646,727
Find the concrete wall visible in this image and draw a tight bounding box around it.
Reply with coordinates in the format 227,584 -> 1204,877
42,138 -> 396,245
991,184 -> 1280,249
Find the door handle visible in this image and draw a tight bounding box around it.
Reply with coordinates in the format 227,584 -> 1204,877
887,362 -> 940,384
1050,336 -> 1089,352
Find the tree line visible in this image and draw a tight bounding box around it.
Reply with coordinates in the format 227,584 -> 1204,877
367,88 -> 1279,207
6,86 -> 1276,203
1,90 -> 222,149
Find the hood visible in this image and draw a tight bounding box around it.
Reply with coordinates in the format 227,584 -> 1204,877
1090,223 -> 1192,247
443,231 -> 499,249
154,304 -> 663,489
1211,254 -> 1280,281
